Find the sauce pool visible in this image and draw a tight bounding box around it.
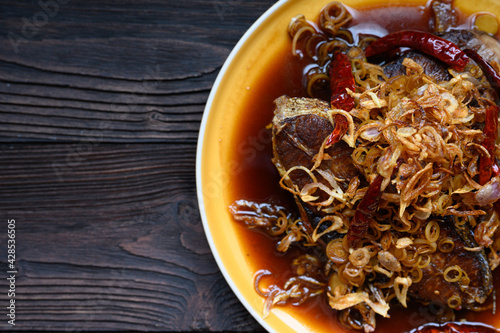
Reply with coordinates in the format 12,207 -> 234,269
228,3 -> 500,332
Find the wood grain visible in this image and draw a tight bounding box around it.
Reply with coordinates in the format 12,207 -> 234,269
0,143 -> 264,331
0,0 -> 276,331
0,0 -> 275,142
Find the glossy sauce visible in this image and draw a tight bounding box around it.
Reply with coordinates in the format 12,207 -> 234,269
228,4 -> 500,333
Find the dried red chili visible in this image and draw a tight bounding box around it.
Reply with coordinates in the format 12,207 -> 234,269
478,103 -> 500,185
364,30 -> 470,71
462,50 -> 500,217
325,114 -> 348,146
330,51 -> 356,110
347,175 -> 383,247
325,51 -> 355,147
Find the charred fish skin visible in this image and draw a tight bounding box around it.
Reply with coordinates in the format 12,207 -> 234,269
407,216 -> 493,309
383,29 -> 500,83
272,96 -> 358,242
383,51 -> 453,82
272,96 -> 358,190
441,29 -> 500,66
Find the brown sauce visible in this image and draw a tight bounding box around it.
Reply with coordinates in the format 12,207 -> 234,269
228,4 -> 500,332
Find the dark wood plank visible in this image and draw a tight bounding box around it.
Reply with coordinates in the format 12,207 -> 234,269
0,0 -> 277,142
0,143 -> 264,331
0,0 -> 278,331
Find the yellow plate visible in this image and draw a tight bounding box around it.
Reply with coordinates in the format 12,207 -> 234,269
196,0 -> 500,332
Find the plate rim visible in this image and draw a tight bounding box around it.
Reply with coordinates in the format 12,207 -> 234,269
195,1 -> 291,332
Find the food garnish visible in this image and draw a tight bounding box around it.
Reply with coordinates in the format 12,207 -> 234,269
231,1 -> 500,332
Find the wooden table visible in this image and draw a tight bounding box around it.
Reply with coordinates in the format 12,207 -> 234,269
0,0 -> 275,330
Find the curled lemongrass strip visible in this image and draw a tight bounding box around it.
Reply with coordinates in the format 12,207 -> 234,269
305,34 -> 327,59
366,225 -> 382,240
338,308 -> 363,332
317,39 -> 348,65
416,254 -> 431,269
352,146 -> 369,165
414,238 -> 437,254
343,270 -> 366,288
337,264 -> 350,284
335,29 -> 354,43
401,248 -> 419,267
443,265 -> 463,283
374,264 -> 393,278
288,14 -> 308,36
425,220 -> 440,243
319,1 -> 353,36
438,237 -> 456,253
254,269 -> 273,297
279,165 -> 317,195
349,247 -> 371,267
447,294 -> 462,309
391,216 -> 413,232
288,14 -> 316,58
327,238 -> 349,265
306,72 -> 330,98
357,34 -> 378,49
408,267 -> 423,283
352,59 -> 368,87
312,215 -> 343,242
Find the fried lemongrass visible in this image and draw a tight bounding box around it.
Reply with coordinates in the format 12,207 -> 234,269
254,267 -> 326,318
288,14 -> 316,58
327,238 -> 349,264
443,265 -> 464,283
237,2 -> 500,330
328,289 -> 390,317
448,294 -> 462,309
229,200 -> 291,235
394,276 -> 412,308
438,237 -> 456,253
319,1 -> 353,36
